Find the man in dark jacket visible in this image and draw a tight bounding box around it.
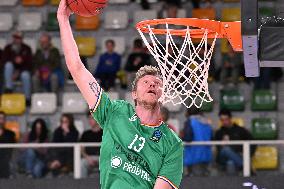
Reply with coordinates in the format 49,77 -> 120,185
32,33 -> 63,93
1,31 -> 32,104
0,111 -> 16,178
215,109 -> 256,175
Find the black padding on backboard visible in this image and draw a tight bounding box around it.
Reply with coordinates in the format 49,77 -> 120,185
241,0 -> 258,35
259,18 -> 284,61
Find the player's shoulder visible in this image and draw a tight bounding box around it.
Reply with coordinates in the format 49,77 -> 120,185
162,123 -> 183,145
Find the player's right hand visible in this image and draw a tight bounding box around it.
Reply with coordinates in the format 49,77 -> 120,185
57,0 -> 72,21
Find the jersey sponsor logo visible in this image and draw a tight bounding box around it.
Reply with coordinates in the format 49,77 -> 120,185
116,144 -> 151,173
150,130 -> 162,143
122,161 -> 151,182
111,156 -> 123,168
129,114 -> 138,122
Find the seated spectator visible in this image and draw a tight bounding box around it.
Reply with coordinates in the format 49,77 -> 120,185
94,39 -> 121,91
215,109 -> 256,175
80,112 -> 103,178
48,114 -> 79,177
22,118 -> 49,178
0,111 -> 16,178
160,107 -> 177,133
1,31 -> 32,104
131,0 -> 150,10
124,39 -> 151,88
182,107 -> 213,176
162,0 -> 182,18
32,33 -> 64,93
220,44 -> 242,88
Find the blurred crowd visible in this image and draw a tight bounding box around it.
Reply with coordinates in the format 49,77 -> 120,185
0,107 -> 257,179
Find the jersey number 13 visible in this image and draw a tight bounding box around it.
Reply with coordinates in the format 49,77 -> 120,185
128,134 -> 146,153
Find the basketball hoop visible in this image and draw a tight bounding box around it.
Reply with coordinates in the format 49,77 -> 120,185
136,18 -> 242,108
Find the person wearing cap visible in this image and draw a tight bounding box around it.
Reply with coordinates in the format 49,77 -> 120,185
1,31 -> 33,104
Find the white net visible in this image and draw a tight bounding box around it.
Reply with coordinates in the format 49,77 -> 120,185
137,24 -> 218,108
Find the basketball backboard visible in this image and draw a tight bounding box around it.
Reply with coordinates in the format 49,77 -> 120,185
241,0 -> 284,77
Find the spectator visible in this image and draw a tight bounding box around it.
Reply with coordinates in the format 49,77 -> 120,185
1,31 -> 32,104
182,107 -> 213,176
162,0 -> 181,18
0,111 -> 16,178
131,0 -> 150,9
94,39 -> 121,91
48,114 -> 79,177
32,33 -> 64,93
80,113 -> 103,178
124,38 -> 151,88
215,109 -> 255,175
22,118 -> 49,178
220,44 -> 242,88
160,106 -> 177,133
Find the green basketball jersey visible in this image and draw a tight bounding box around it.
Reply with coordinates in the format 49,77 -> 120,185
91,90 -> 183,189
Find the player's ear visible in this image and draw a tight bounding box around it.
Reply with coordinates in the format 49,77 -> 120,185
132,90 -> 137,101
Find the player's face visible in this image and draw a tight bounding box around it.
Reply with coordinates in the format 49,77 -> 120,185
132,75 -> 162,106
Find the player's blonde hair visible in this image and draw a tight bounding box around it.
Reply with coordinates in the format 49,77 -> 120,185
132,65 -> 162,91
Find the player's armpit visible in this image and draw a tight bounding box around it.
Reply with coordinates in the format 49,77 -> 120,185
153,177 -> 178,189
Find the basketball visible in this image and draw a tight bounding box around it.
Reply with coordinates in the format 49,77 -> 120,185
66,0 -> 108,17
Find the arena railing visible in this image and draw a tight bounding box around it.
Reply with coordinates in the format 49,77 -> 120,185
0,140 -> 283,179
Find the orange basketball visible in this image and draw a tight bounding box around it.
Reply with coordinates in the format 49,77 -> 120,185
66,0 -> 107,17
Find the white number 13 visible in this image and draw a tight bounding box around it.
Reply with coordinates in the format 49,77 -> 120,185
128,134 -> 145,153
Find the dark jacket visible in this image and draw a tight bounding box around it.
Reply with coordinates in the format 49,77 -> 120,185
215,124 -> 256,155
49,127 -> 79,165
33,47 -> 61,72
1,43 -> 32,72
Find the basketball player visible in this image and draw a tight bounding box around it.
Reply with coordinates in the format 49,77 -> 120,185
57,1 -> 183,188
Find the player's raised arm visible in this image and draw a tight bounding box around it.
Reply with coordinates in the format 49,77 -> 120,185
57,0 -> 100,109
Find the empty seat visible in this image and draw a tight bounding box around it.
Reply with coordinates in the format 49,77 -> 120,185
252,146 -> 278,170
5,121 -> 20,142
101,37 -> 125,54
163,102 -> 182,113
108,91 -> 119,100
221,8 -> 241,22
192,8 -> 216,20
75,15 -> 100,30
163,9 -> 187,18
167,118 -> 180,134
0,13 -> 13,31
1,94 -> 26,115
0,0 -> 18,6
104,11 -> 128,29
134,10 -> 158,24
259,7 -> 275,18
251,90 -> 277,111
0,38 -> 7,49
220,89 -> 245,111
124,92 -> 134,106
46,12 -> 59,31
62,92 -> 88,113
18,12 -> 42,31
200,101 -> 213,112
75,119 -> 85,137
51,37 -> 63,55
252,118 -> 277,140
108,0 -> 130,4
30,93 -> 57,114
23,38 -> 37,54
75,36 -> 96,57
50,0 -> 60,5
22,0 -> 46,6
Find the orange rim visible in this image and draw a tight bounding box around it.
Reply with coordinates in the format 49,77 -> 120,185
136,18 -> 242,51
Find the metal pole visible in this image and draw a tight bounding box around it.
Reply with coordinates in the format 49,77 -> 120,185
243,142 -> 251,177
74,144 -> 81,179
